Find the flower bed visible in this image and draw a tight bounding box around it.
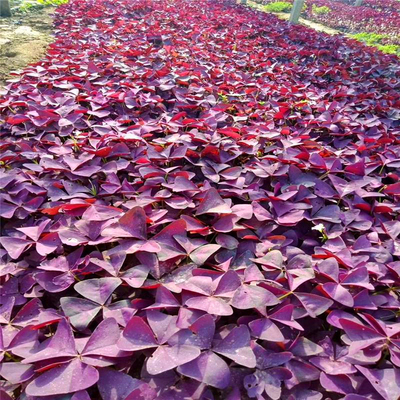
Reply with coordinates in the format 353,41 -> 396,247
260,0 -> 400,50
340,0 -> 400,13
0,0 -> 400,399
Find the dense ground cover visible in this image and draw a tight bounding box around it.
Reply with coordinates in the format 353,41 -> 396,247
0,0 -> 400,398
259,0 -> 400,51
339,0 -> 400,13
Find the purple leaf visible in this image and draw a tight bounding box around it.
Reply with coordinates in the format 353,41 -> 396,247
177,351 -> 231,389
244,369 -> 291,400
309,357 -> 357,375
213,325 -> 256,368
196,188 -> 231,215
0,237 -> 32,259
23,319 -> 76,364
319,372 -> 355,395
74,277 -> 122,305
121,265 -> 150,288
146,344 -> 200,375
119,207 -> 147,240
0,362 -> 34,384
340,318 -> 384,353
356,366 -> 400,400
249,319 -> 285,342
60,297 -> 101,331
190,244 -> 221,265
322,283 -> 354,307
147,311 -> 179,345
36,232 -> 62,256
231,285 -> 279,309
252,343 -> 292,370
290,337 -> 323,357
294,293 -> 333,318
285,359 -> 320,387
98,368 -> 150,400
26,359 -> 99,396
169,314 -> 215,349
118,317 -> 157,351
147,286 -> 180,310
82,318 -> 120,355
185,295 -> 233,316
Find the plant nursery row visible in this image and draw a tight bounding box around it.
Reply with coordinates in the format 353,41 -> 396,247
259,0 -> 400,53
0,0 -> 399,399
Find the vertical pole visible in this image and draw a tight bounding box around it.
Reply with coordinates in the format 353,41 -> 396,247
0,0 -> 12,17
354,0 -> 363,5
289,0 -> 305,24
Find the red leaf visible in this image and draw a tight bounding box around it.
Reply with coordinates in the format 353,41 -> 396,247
7,115 -> 30,125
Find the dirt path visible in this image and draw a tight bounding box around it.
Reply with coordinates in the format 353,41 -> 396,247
0,7 -> 55,87
246,1 -> 341,35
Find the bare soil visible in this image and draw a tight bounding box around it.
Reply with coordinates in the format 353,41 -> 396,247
0,7 -> 55,86
272,12 -> 340,35
246,1 -> 341,35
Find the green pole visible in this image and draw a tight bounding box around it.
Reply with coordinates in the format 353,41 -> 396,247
289,0 -> 305,24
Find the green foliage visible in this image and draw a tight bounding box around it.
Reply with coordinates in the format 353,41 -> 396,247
351,32 -> 387,45
312,4 -> 331,14
15,0 -> 68,12
39,0 -> 68,4
264,1 -> 292,13
218,93 -> 229,104
350,32 -> 400,56
377,44 -> 400,55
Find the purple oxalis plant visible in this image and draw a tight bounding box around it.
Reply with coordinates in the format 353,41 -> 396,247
0,0 -> 399,398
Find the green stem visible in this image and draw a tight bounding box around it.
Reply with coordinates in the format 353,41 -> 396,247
5,351 -> 19,362
278,291 -> 293,301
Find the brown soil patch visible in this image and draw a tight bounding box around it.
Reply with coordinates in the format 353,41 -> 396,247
0,7 -> 54,86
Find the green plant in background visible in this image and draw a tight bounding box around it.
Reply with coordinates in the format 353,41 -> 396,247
13,0 -> 68,13
377,44 -> 400,55
312,4 -> 331,14
350,32 -> 400,56
264,1 -> 292,12
351,32 -> 387,45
